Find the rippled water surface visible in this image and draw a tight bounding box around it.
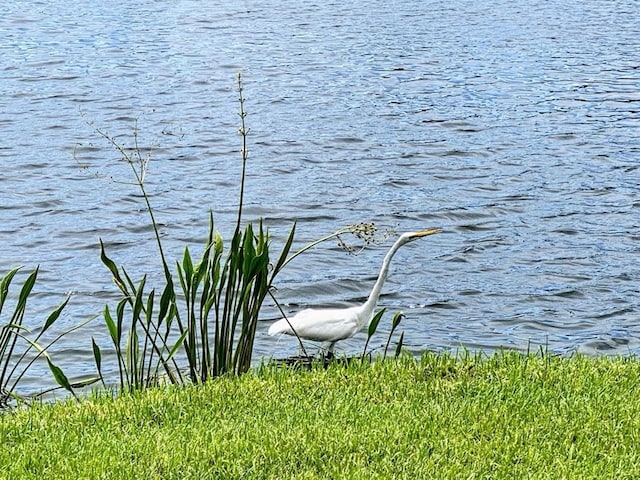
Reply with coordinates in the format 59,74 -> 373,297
1,0 -> 639,391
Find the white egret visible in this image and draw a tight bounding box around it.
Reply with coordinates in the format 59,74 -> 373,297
268,228 -> 441,352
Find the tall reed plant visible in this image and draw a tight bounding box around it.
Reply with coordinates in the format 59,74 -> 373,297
88,73 -> 295,392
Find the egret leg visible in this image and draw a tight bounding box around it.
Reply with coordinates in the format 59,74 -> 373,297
317,341 -> 336,361
325,341 -> 336,362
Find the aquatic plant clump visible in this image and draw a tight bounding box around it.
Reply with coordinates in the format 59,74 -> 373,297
0,267 -> 80,408
86,73 -> 296,391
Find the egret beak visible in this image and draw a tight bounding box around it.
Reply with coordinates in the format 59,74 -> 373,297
413,228 -> 442,237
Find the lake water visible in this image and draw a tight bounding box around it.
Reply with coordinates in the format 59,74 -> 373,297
1,0 -> 639,393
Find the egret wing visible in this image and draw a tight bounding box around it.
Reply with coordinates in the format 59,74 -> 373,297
269,306 -> 363,342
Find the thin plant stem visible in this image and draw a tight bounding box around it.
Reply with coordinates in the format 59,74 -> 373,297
268,289 -> 308,357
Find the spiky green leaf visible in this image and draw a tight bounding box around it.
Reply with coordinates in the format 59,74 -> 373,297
158,282 -> 174,325
13,268 -> 39,323
167,330 -> 189,362
272,222 -> 296,276
391,311 -> 405,331
368,308 -> 386,338
47,357 -> 75,395
92,337 -> 102,373
182,246 -> 194,283
42,295 -> 71,332
100,239 -> 126,292
395,331 -> 405,358
0,266 -> 21,315
103,305 -> 119,345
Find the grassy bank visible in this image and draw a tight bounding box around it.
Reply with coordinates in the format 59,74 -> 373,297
2,352 -> 640,479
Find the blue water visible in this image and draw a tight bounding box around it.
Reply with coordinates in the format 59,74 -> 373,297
1,0 -> 639,392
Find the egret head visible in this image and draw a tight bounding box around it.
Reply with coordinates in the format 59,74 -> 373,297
398,228 -> 442,246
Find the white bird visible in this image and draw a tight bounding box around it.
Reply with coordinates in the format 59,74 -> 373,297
268,228 -> 441,352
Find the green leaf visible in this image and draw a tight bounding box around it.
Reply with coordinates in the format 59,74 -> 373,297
272,222 -> 296,275
92,336 -> 107,388
368,308 -> 386,338
92,337 -> 102,373
145,289 -> 155,325
211,236 -> 223,289
121,268 -> 137,299
195,243 -> 212,285
395,331 -> 405,358
167,330 -> 189,362
1,323 -> 29,333
176,262 -> 187,296
206,210 -> 215,245
104,305 -> 119,345
42,295 -> 71,332
214,231 -> 224,257
246,252 -> 267,280
391,311 -> 405,331
361,308 -> 386,360
100,239 -> 126,292
0,266 -> 22,315
242,225 -> 256,277
131,275 -> 147,322
182,246 -> 193,283
47,357 -> 75,397
158,282 -> 174,325
13,268 -> 39,322
126,327 -> 140,385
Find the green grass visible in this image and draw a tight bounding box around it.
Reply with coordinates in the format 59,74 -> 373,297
2,351 -> 640,479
